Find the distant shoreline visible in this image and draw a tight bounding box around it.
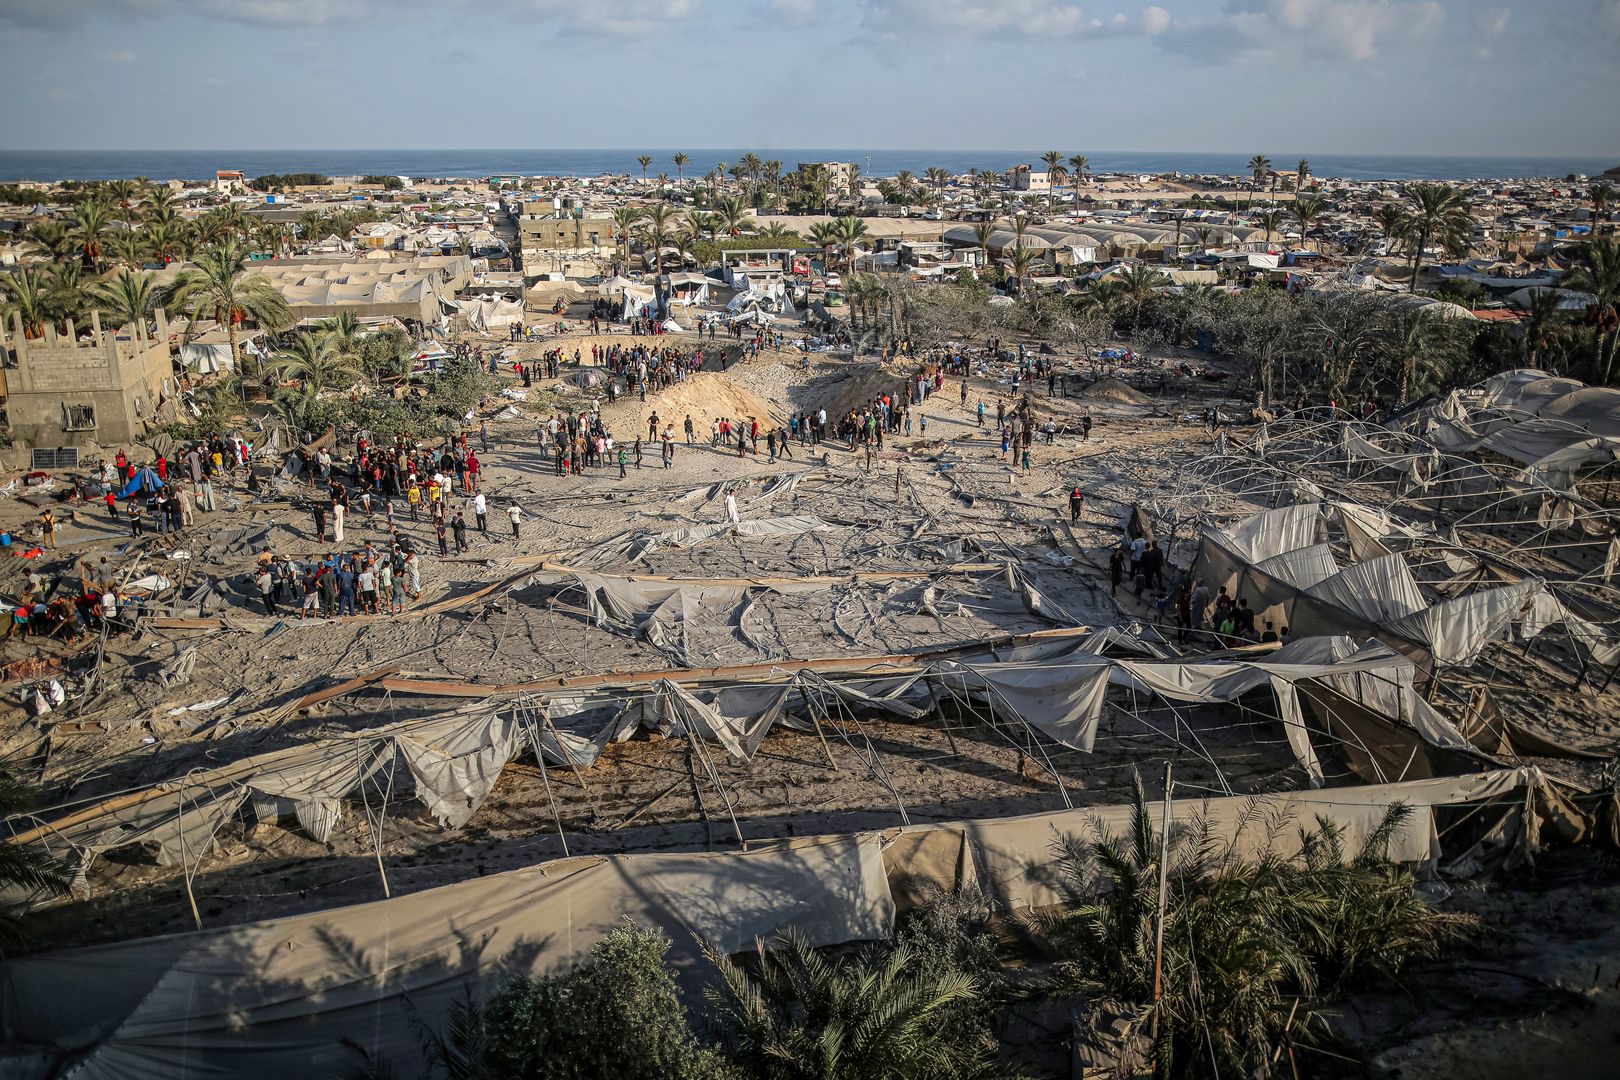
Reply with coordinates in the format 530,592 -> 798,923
1,149 -> 1612,184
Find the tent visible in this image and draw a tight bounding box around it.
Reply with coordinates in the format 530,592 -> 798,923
116,467 -> 165,499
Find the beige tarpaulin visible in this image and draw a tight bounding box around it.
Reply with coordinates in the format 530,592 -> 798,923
0,836 -> 892,1080
0,771 -> 1544,1079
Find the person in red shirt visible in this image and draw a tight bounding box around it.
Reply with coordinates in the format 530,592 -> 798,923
155,456 -> 168,482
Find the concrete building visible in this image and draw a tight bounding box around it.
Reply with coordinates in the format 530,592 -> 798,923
1,309 -> 175,449
796,162 -> 856,195
517,211 -> 616,254
1006,165 -> 1050,193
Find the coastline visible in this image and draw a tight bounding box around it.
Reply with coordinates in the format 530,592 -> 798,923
1,148 -> 1612,184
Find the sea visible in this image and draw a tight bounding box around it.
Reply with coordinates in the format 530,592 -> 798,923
0,149 -> 1611,184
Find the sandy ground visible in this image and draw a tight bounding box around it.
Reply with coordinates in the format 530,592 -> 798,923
1,319 -> 1617,1072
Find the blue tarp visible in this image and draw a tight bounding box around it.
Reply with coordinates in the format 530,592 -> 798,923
116,467 -> 165,499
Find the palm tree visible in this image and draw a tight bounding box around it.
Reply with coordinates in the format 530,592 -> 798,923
1117,263 -> 1163,330
1590,184 -> 1614,235
1069,154 -> 1089,211
1254,209 -> 1284,246
1006,244 -> 1035,296
895,170 -> 917,206
49,261 -> 90,325
1292,198 -> 1325,252
160,242 -> 294,373
706,928 -> 982,1080
686,209 -> 720,243
973,218 -> 996,269
755,221 -> 800,246
105,178 -> 142,219
1401,182 -> 1472,292
716,195 -> 749,238
297,210 -> 326,246
69,198 -> 116,272
1248,154 -> 1271,207
143,184 -> 178,221
106,230 -> 149,272
833,215 -> 869,277
144,219 -> 186,265
1296,158 -> 1311,194
1376,205 -> 1409,255
844,162 -> 862,202
27,220 -> 77,264
639,203 -> 681,275
321,309 -> 364,353
273,330 -> 359,391
672,152 -> 689,186
610,206 -> 644,262
637,155 -> 652,183
808,220 -> 839,273
0,767 -> 70,946
924,166 -> 949,202
1041,150 -> 1065,197
1560,236 -> 1620,384
1384,307 -> 1441,403
1520,288 -> 1569,370
0,266 -> 56,338
90,270 -> 157,332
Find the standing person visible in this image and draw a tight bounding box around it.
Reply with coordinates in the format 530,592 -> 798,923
451,512 -> 469,552
435,517 -> 450,557
507,503 -> 523,541
1068,485 -> 1084,522
311,500 -> 328,543
357,562 -> 377,614
336,561 -> 357,617
1189,578 -> 1210,633
39,510 -> 57,550
1081,408 -> 1093,441
255,564 -> 277,616
1109,545 -> 1124,593
407,481 -> 422,521
618,445 -> 628,478
473,491 -> 487,533
377,558 -> 396,615
683,414 -> 694,445
404,550 -> 422,601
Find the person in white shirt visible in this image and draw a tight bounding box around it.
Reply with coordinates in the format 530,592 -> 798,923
507,503 -> 523,540
473,492 -> 487,533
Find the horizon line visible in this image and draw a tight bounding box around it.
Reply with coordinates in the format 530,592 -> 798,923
2,148 -> 1611,161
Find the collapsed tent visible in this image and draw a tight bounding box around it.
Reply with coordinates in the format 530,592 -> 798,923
116,467 -> 165,499
456,294 -> 524,331
1194,502 -> 1612,671
0,768 -> 1547,1080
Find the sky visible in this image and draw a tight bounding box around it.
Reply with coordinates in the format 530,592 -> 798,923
1,0 -> 1617,156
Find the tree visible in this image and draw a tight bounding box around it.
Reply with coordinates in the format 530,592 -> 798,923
706,927 -> 983,1080
1376,205 -> 1408,255
1041,150 -> 1066,205
639,203 -> 681,275
1248,154 -> 1271,207
273,330 -> 360,392
1006,245 -> 1035,297
686,210 -> 719,243
90,270 -> 157,331
1384,306 -> 1442,403
1401,182 -> 1472,292
833,215 -> 869,277
1292,197 -> 1325,252
808,220 -> 839,272
106,229 -> 149,272
1033,780 -> 1475,1080
973,219 -> 996,270
611,206 -> 644,262
716,195 -> 749,238
1560,236 -> 1620,383
1254,209 -> 1284,246
0,767 -> 71,947
105,178 -> 142,219
297,210 -> 326,246
924,166 -> 949,201
1068,154 -> 1089,211
27,220 -> 77,264
672,152 -> 689,186
755,222 -> 800,246
160,242 -> 294,374
637,155 -> 652,182
70,197 -> 116,272
1117,263 -> 1163,331
0,266 -> 56,338
1296,158 -> 1310,194
1590,183 -> 1613,234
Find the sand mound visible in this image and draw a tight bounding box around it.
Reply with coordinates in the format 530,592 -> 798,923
1081,377 -> 1151,405
601,370 -> 786,439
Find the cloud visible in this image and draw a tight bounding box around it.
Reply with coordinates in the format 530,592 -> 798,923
861,0 -> 1171,39
106,48 -> 138,63
771,0 -> 817,23
1155,0 -> 1445,64
517,0 -> 703,36
1477,6 -> 1510,35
